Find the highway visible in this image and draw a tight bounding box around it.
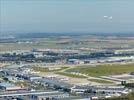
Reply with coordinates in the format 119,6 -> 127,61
0,91 -> 59,97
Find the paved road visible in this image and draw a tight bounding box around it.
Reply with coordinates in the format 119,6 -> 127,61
0,91 -> 59,97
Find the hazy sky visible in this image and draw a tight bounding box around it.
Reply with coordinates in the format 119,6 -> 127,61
1,0 -> 134,34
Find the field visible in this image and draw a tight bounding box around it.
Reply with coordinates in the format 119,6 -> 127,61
55,72 -> 87,78
65,64 -> 134,77
32,67 -> 87,78
32,66 -> 69,72
1,36 -> 134,52
88,79 -> 114,84
102,92 -> 134,100
32,64 -> 134,80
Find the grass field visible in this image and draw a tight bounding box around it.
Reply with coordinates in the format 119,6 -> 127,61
88,79 -> 114,84
55,72 -> 87,78
102,92 -> 134,100
32,67 -> 69,72
1,36 -> 134,52
65,64 -> 134,77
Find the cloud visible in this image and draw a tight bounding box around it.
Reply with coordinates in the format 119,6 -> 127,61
109,16 -> 113,20
103,16 -> 113,20
103,16 -> 108,18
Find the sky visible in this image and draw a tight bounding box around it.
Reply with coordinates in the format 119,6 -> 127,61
0,0 -> 134,34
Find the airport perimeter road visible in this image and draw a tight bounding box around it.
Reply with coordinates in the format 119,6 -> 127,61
0,91 -> 59,97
